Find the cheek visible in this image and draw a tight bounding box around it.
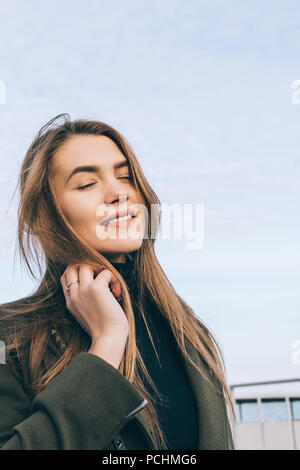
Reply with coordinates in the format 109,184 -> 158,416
133,190 -> 146,208
135,195 -> 147,217
61,193 -> 98,226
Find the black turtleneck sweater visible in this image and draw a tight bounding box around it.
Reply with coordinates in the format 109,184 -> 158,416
111,258 -> 198,450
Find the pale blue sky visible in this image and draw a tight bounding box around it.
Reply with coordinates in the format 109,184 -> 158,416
0,0 -> 299,392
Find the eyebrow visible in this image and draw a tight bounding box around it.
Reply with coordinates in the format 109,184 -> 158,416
65,160 -> 129,184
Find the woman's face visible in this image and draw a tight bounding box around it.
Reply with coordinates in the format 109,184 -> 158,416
50,134 -> 146,263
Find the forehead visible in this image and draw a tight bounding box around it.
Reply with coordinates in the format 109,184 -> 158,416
51,134 -> 125,176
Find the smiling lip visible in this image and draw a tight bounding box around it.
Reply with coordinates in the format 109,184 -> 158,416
104,213 -> 137,228
99,208 -> 137,226
99,211 -> 138,228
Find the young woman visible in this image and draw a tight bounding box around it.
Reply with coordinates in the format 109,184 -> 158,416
0,114 -> 236,450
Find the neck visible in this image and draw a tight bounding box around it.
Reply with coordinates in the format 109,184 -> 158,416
106,252 -> 134,264
105,254 -> 126,263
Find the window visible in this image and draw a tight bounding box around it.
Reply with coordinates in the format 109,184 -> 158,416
236,399 -> 259,422
261,398 -> 288,421
290,398 -> 300,420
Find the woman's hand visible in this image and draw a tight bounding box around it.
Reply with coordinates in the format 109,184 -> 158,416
60,263 -> 129,343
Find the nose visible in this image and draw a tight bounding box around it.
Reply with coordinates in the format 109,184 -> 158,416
102,177 -> 130,207
105,193 -> 129,207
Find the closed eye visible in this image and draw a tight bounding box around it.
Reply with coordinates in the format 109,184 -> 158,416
77,176 -> 132,191
77,182 -> 96,190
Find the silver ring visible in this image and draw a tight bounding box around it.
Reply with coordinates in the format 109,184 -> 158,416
65,280 -> 79,292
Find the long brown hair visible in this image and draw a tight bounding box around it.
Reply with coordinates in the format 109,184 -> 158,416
0,113 -> 236,449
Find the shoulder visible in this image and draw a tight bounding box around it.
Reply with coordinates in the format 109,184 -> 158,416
0,300 -> 34,388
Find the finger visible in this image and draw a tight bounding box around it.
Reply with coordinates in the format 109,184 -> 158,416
60,271 -> 67,291
110,280 -> 122,299
64,264 -> 79,284
64,264 -> 80,294
77,263 -> 96,289
95,269 -> 122,298
60,274 -> 70,298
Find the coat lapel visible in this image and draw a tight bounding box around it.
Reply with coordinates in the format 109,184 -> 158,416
178,337 -> 229,449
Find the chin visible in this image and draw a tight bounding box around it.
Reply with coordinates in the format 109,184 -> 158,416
95,238 -> 143,255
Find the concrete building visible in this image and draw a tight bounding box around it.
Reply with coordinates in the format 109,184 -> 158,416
228,378 -> 300,450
